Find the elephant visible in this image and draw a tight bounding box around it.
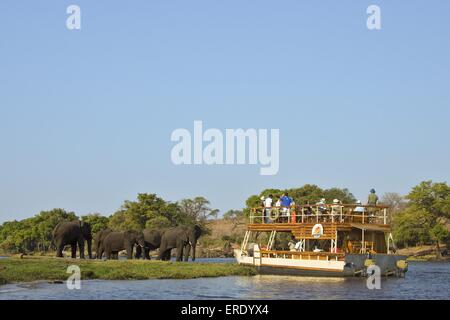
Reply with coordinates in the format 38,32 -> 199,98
158,225 -> 202,262
135,229 -> 165,260
94,228 -> 113,259
103,230 -> 146,260
52,220 -> 93,259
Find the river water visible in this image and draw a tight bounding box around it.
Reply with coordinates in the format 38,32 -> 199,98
0,259 -> 449,300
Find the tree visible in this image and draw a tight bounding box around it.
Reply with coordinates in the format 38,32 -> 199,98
381,192 -> 408,224
108,193 -> 169,231
81,213 -> 110,234
322,188 -> 356,204
407,181 -> 450,258
223,210 -> 244,221
178,197 -> 219,224
0,208 -> 77,253
393,181 -> 450,257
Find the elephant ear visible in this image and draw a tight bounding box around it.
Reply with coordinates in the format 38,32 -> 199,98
194,225 -> 203,237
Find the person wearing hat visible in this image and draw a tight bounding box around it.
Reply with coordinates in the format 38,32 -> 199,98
354,200 -> 365,213
353,200 -> 365,223
368,189 -> 379,206
315,198 -> 327,222
367,189 -> 379,223
331,199 -> 342,223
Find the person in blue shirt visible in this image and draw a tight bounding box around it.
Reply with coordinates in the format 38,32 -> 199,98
280,193 -> 293,222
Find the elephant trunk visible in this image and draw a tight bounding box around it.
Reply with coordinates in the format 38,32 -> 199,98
191,242 -> 197,262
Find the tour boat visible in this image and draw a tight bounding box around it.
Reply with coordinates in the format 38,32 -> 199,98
234,204 -> 408,277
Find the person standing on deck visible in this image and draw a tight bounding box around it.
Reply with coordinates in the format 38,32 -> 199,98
263,195 -> 273,224
280,193 -> 293,223
331,199 -> 342,222
367,189 -> 379,223
368,189 -> 379,206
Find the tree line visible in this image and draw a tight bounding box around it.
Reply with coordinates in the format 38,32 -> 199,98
1,181 -> 449,255
0,194 -> 217,254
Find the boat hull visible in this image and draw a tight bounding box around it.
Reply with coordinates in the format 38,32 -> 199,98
234,249 -> 408,278
255,265 -> 351,277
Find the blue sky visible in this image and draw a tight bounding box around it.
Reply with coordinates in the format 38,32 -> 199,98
1,1 -> 449,222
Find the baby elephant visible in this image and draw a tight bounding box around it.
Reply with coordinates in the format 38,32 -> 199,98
103,230 -> 146,260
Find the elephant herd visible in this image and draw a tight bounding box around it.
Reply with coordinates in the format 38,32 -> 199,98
52,221 -> 203,262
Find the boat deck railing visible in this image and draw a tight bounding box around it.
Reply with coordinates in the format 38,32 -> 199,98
260,250 -> 346,261
249,204 -> 390,225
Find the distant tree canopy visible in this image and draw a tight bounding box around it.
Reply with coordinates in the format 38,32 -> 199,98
392,181 -> 450,255
244,184 -> 356,216
0,194 -> 218,254
107,194 -> 217,231
81,213 -> 110,234
223,210 -> 245,221
0,209 -> 77,253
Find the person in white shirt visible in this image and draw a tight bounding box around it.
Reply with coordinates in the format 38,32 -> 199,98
263,195 -> 273,223
331,199 -> 344,222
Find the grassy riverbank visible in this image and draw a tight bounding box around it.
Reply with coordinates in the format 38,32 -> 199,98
0,256 -> 256,285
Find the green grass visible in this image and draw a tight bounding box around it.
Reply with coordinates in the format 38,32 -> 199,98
0,256 -> 256,285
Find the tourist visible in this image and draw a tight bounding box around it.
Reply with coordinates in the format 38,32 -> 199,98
331,199 -> 342,222
353,200 -> 365,223
316,198 -> 327,221
288,236 -> 296,251
354,200 -> 365,213
264,195 -> 273,224
280,193 -> 293,223
275,198 -> 281,208
367,189 -> 379,223
368,189 -> 379,206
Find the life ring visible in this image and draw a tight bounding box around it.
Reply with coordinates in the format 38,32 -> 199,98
269,208 -> 281,221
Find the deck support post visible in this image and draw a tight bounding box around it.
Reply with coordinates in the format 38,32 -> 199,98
362,228 -> 366,254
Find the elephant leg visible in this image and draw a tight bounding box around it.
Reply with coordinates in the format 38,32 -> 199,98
77,238 -> 85,259
135,245 -> 142,259
71,244 -> 77,259
97,245 -> 104,260
165,250 -> 172,261
127,244 -> 133,260
176,242 -> 184,262
184,244 -> 191,262
56,243 -> 64,258
145,248 -> 151,260
87,239 -> 92,259
157,247 -> 165,260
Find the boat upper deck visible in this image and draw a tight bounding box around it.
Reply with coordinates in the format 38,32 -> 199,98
247,204 -> 391,233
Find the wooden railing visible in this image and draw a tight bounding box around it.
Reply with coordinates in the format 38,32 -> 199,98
250,204 -> 389,226
260,250 -> 345,261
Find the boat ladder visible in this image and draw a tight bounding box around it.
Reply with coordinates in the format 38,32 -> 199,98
241,230 -> 251,254
267,231 -> 277,251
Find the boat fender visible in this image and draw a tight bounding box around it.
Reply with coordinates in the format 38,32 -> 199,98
364,259 -> 375,268
396,260 -> 408,270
